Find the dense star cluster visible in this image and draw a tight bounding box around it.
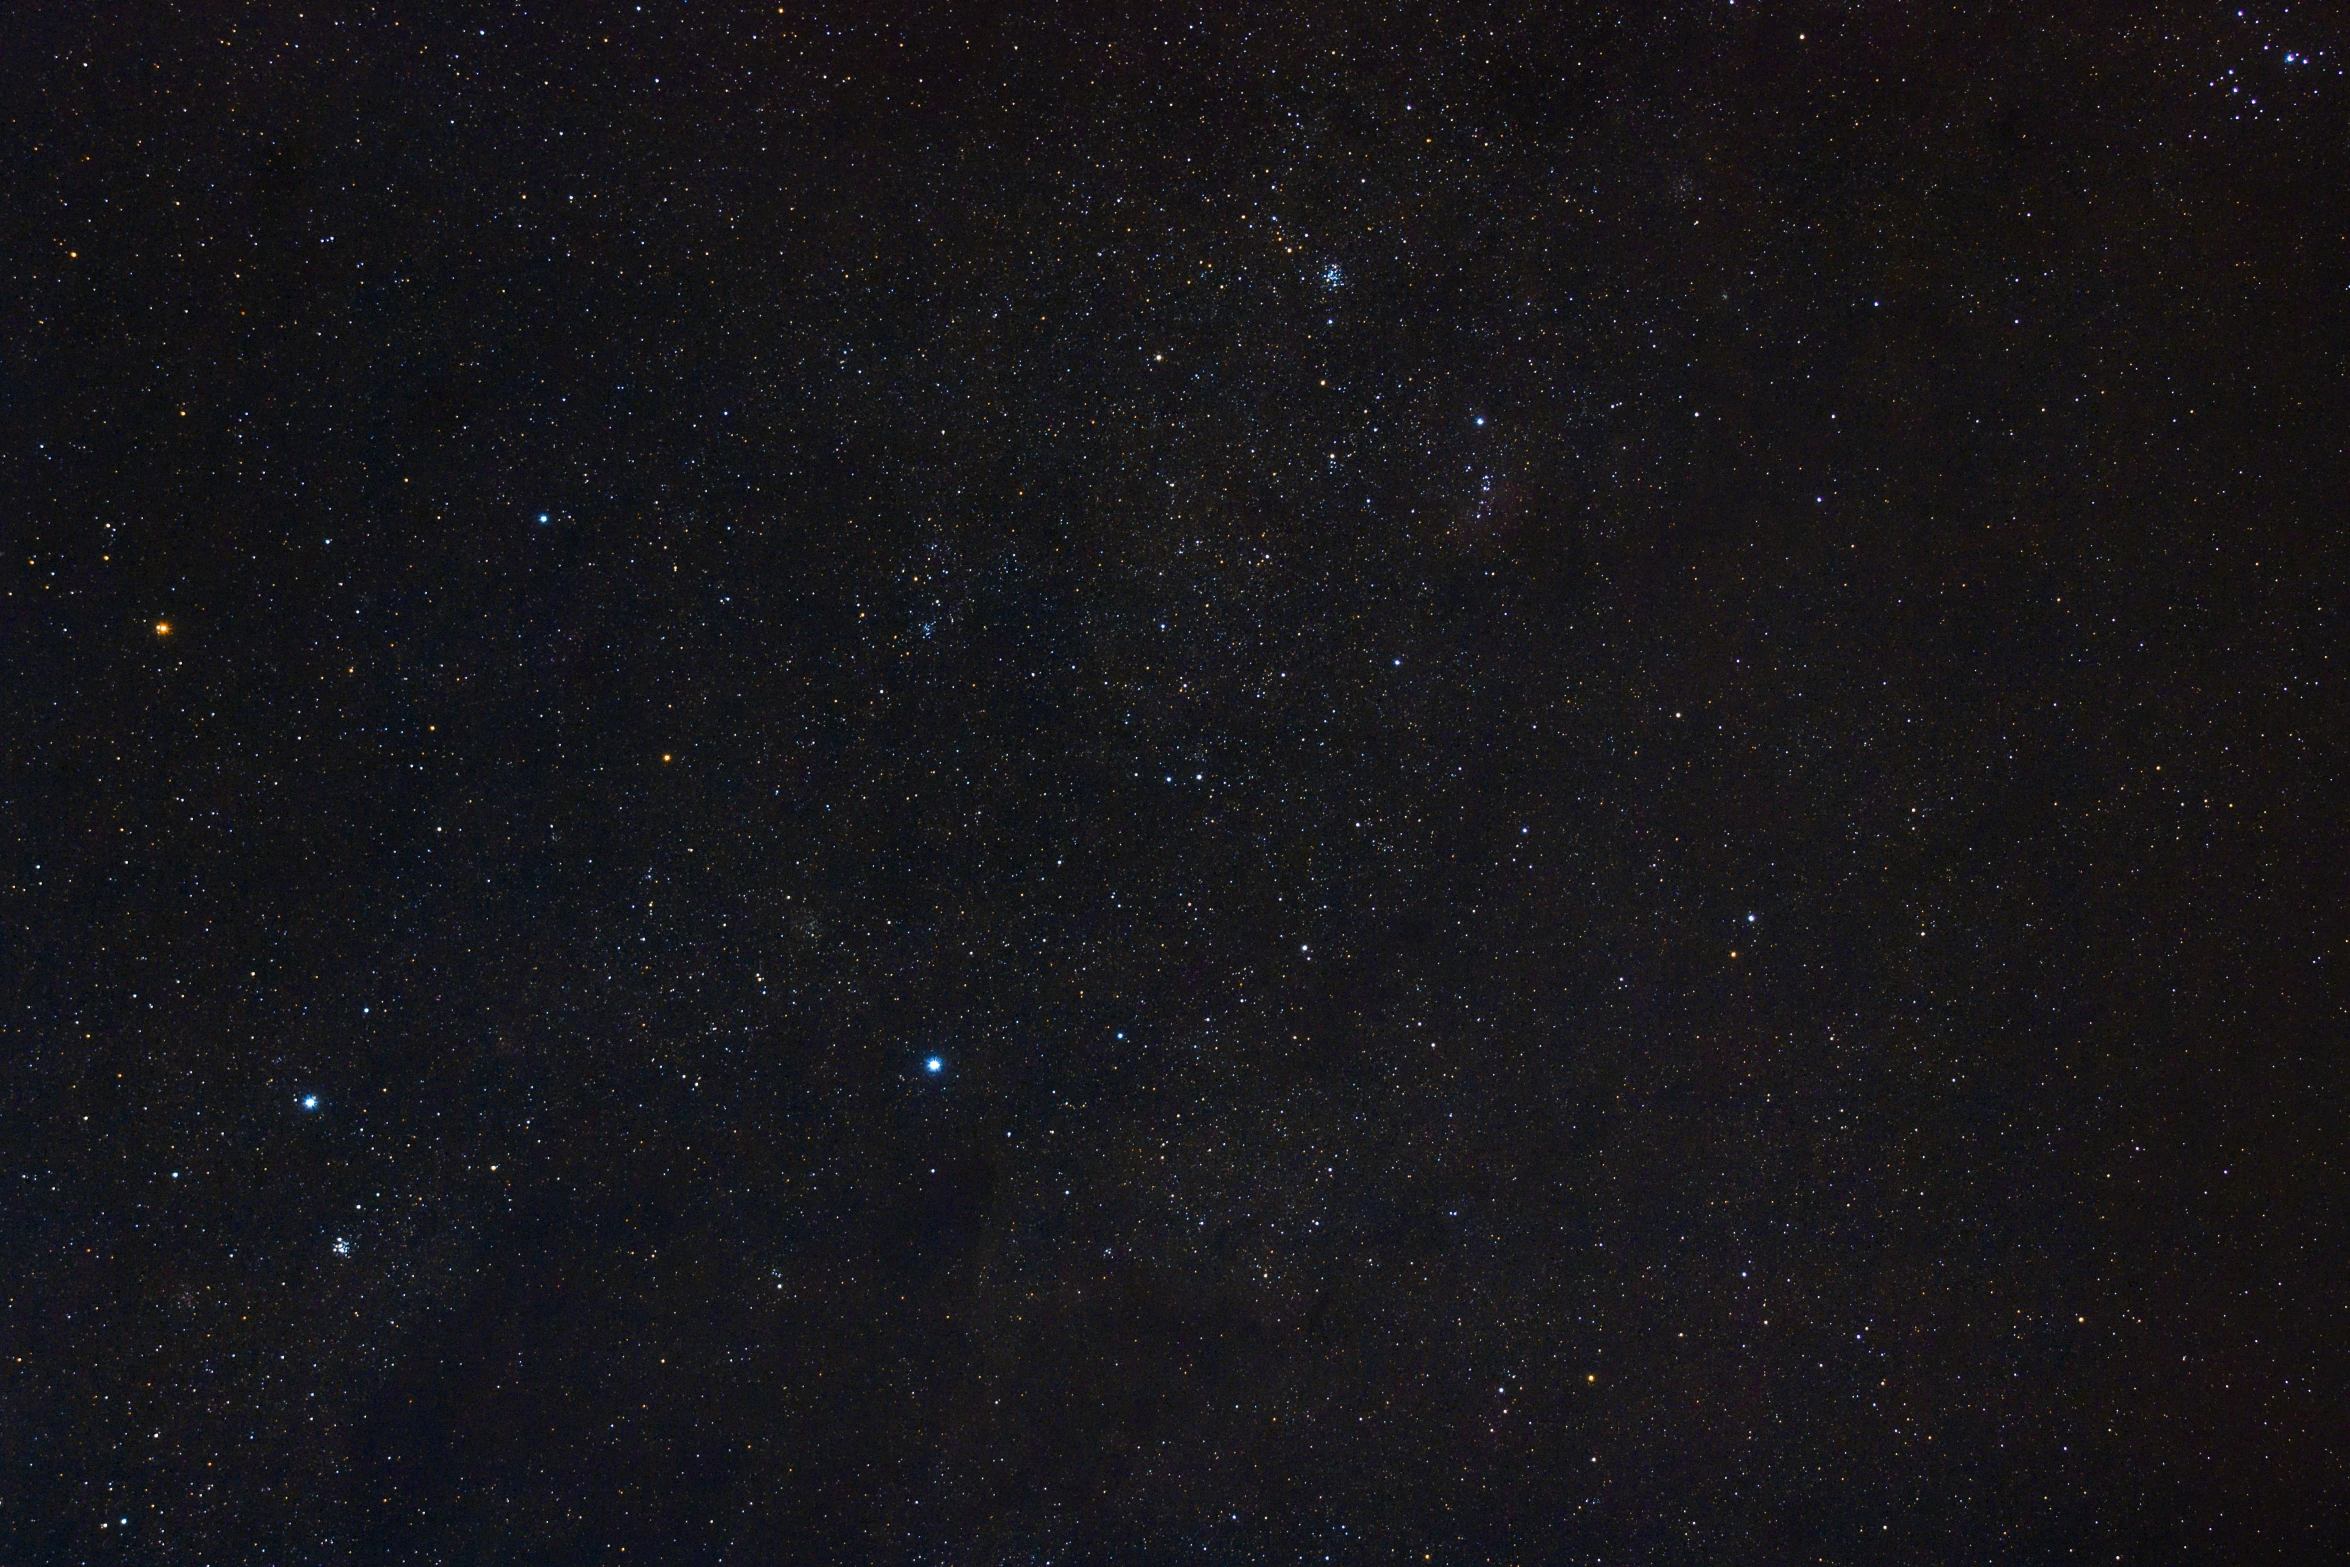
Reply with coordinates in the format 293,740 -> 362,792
8,3 -> 2346,1561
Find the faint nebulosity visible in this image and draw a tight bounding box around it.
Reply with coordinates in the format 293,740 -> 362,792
9,3 -> 2346,1561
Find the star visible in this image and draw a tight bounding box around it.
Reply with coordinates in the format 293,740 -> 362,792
27,14 -> 2315,1555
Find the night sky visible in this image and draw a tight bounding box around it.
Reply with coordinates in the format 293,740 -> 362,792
9,3 -> 2349,1561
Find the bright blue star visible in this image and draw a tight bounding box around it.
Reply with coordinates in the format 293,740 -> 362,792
300,1094 -> 319,1111
536,513 -> 550,524
925,1057 -> 943,1074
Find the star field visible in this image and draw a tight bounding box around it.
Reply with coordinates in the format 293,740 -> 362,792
8,3 -> 2347,1562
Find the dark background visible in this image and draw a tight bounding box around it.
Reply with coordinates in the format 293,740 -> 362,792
6,2 -> 2347,1560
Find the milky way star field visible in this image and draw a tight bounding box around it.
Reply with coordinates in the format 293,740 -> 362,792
9,4 -> 2346,1562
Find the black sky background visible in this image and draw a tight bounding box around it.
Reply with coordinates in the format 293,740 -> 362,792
7,2 -> 2348,1561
